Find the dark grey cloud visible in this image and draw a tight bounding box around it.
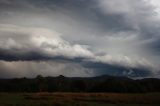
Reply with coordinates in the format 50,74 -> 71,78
0,57 -> 154,78
82,61 -> 153,78
0,0 -> 160,78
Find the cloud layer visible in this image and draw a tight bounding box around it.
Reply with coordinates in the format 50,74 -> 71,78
0,24 -> 93,60
0,0 -> 160,78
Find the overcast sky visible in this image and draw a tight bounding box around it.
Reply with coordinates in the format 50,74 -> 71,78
0,0 -> 160,78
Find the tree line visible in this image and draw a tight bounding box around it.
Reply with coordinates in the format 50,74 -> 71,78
0,75 -> 160,93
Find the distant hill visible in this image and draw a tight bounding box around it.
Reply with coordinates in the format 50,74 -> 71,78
0,75 -> 160,93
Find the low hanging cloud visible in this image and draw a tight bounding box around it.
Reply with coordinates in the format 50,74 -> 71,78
0,24 -> 157,78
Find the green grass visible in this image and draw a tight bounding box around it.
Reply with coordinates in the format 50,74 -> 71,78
0,92 -> 160,106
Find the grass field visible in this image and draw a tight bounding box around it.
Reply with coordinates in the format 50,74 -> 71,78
0,92 -> 160,106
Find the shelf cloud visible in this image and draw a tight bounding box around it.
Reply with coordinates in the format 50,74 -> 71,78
0,0 -> 160,78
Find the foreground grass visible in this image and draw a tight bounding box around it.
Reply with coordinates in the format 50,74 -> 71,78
0,92 -> 160,106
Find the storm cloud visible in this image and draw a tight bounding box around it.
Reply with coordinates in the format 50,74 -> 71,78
0,0 -> 160,78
